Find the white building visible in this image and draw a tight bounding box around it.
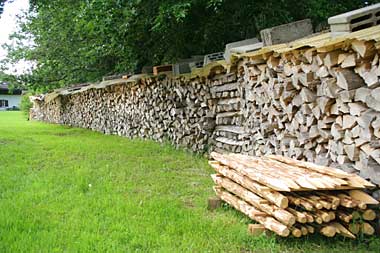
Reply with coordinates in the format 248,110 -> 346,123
0,84 -> 22,111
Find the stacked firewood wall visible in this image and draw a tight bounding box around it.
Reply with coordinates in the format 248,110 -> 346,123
38,96 -> 64,124
35,76 -> 216,152
31,38 -> 380,186
238,40 -> 380,185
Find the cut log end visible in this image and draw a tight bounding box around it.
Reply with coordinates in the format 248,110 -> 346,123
320,226 -> 337,237
291,228 -> 302,238
362,209 -> 376,221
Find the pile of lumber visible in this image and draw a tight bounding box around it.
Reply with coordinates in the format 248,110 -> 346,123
210,152 -> 379,238
239,39 -> 380,185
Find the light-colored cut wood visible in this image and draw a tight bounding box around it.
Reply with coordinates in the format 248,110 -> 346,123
320,225 -> 336,237
287,208 -> 307,224
355,87 -> 371,103
209,161 -> 288,208
348,190 -> 379,204
324,51 -> 340,68
211,174 -> 295,226
266,154 -> 352,179
361,222 -> 375,235
331,222 -> 356,239
213,186 -> 290,237
348,102 -> 367,116
291,227 -> 302,237
337,211 -> 352,223
336,69 -> 365,90
351,40 -> 375,58
342,115 -> 356,129
211,152 -> 292,191
341,53 -> 356,68
362,209 -> 376,221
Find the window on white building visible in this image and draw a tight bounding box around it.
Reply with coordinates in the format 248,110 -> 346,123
0,99 -> 9,107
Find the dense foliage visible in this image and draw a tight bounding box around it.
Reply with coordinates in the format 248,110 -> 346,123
1,0 -> 377,92
19,93 -> 32,115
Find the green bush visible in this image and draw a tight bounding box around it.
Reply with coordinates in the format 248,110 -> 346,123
20,93 -> 32,116
6,107 -> 20,111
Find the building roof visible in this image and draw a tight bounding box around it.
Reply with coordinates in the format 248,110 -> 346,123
0,83 -> 23,95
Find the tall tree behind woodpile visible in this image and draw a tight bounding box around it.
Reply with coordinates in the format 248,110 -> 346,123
3,0 -> 378,91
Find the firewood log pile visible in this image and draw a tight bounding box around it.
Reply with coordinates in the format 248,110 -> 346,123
31,77 -> 217,152
238,39 -> 380,185
30,30 -> 380,186
210,152 -> 379,238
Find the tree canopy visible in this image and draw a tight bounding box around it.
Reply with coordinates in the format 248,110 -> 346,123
1,0 -> 376,92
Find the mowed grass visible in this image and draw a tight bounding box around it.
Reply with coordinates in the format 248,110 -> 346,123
0,111 -> 379,252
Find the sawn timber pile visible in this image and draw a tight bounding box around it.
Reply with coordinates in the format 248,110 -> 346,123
210,152 -> 379,238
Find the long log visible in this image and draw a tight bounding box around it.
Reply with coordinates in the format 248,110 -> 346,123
209,161 -> 288,208
211,174 -> 295,226
330,222 -> 356,239
210,152 -> 291,191
266,155 -> 352,179
213,186 -> 290,237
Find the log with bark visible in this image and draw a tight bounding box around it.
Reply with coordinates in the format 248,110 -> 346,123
209,152 -> 379,238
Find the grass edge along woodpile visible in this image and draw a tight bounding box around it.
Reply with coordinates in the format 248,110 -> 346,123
209,152 -> 379,238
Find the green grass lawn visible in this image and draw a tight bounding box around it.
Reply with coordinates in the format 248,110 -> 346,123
0,111 -> 379,252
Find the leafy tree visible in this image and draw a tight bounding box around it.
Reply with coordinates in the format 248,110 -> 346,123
19,92 -> 32,116
0,71 -> 16,86
1,0 -> 377,92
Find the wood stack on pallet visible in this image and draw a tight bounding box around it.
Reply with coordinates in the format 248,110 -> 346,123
210,152 -> 379,238
239,39 -> 380,185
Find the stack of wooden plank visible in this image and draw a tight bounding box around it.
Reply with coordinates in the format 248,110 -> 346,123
210,152 -> 379,238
